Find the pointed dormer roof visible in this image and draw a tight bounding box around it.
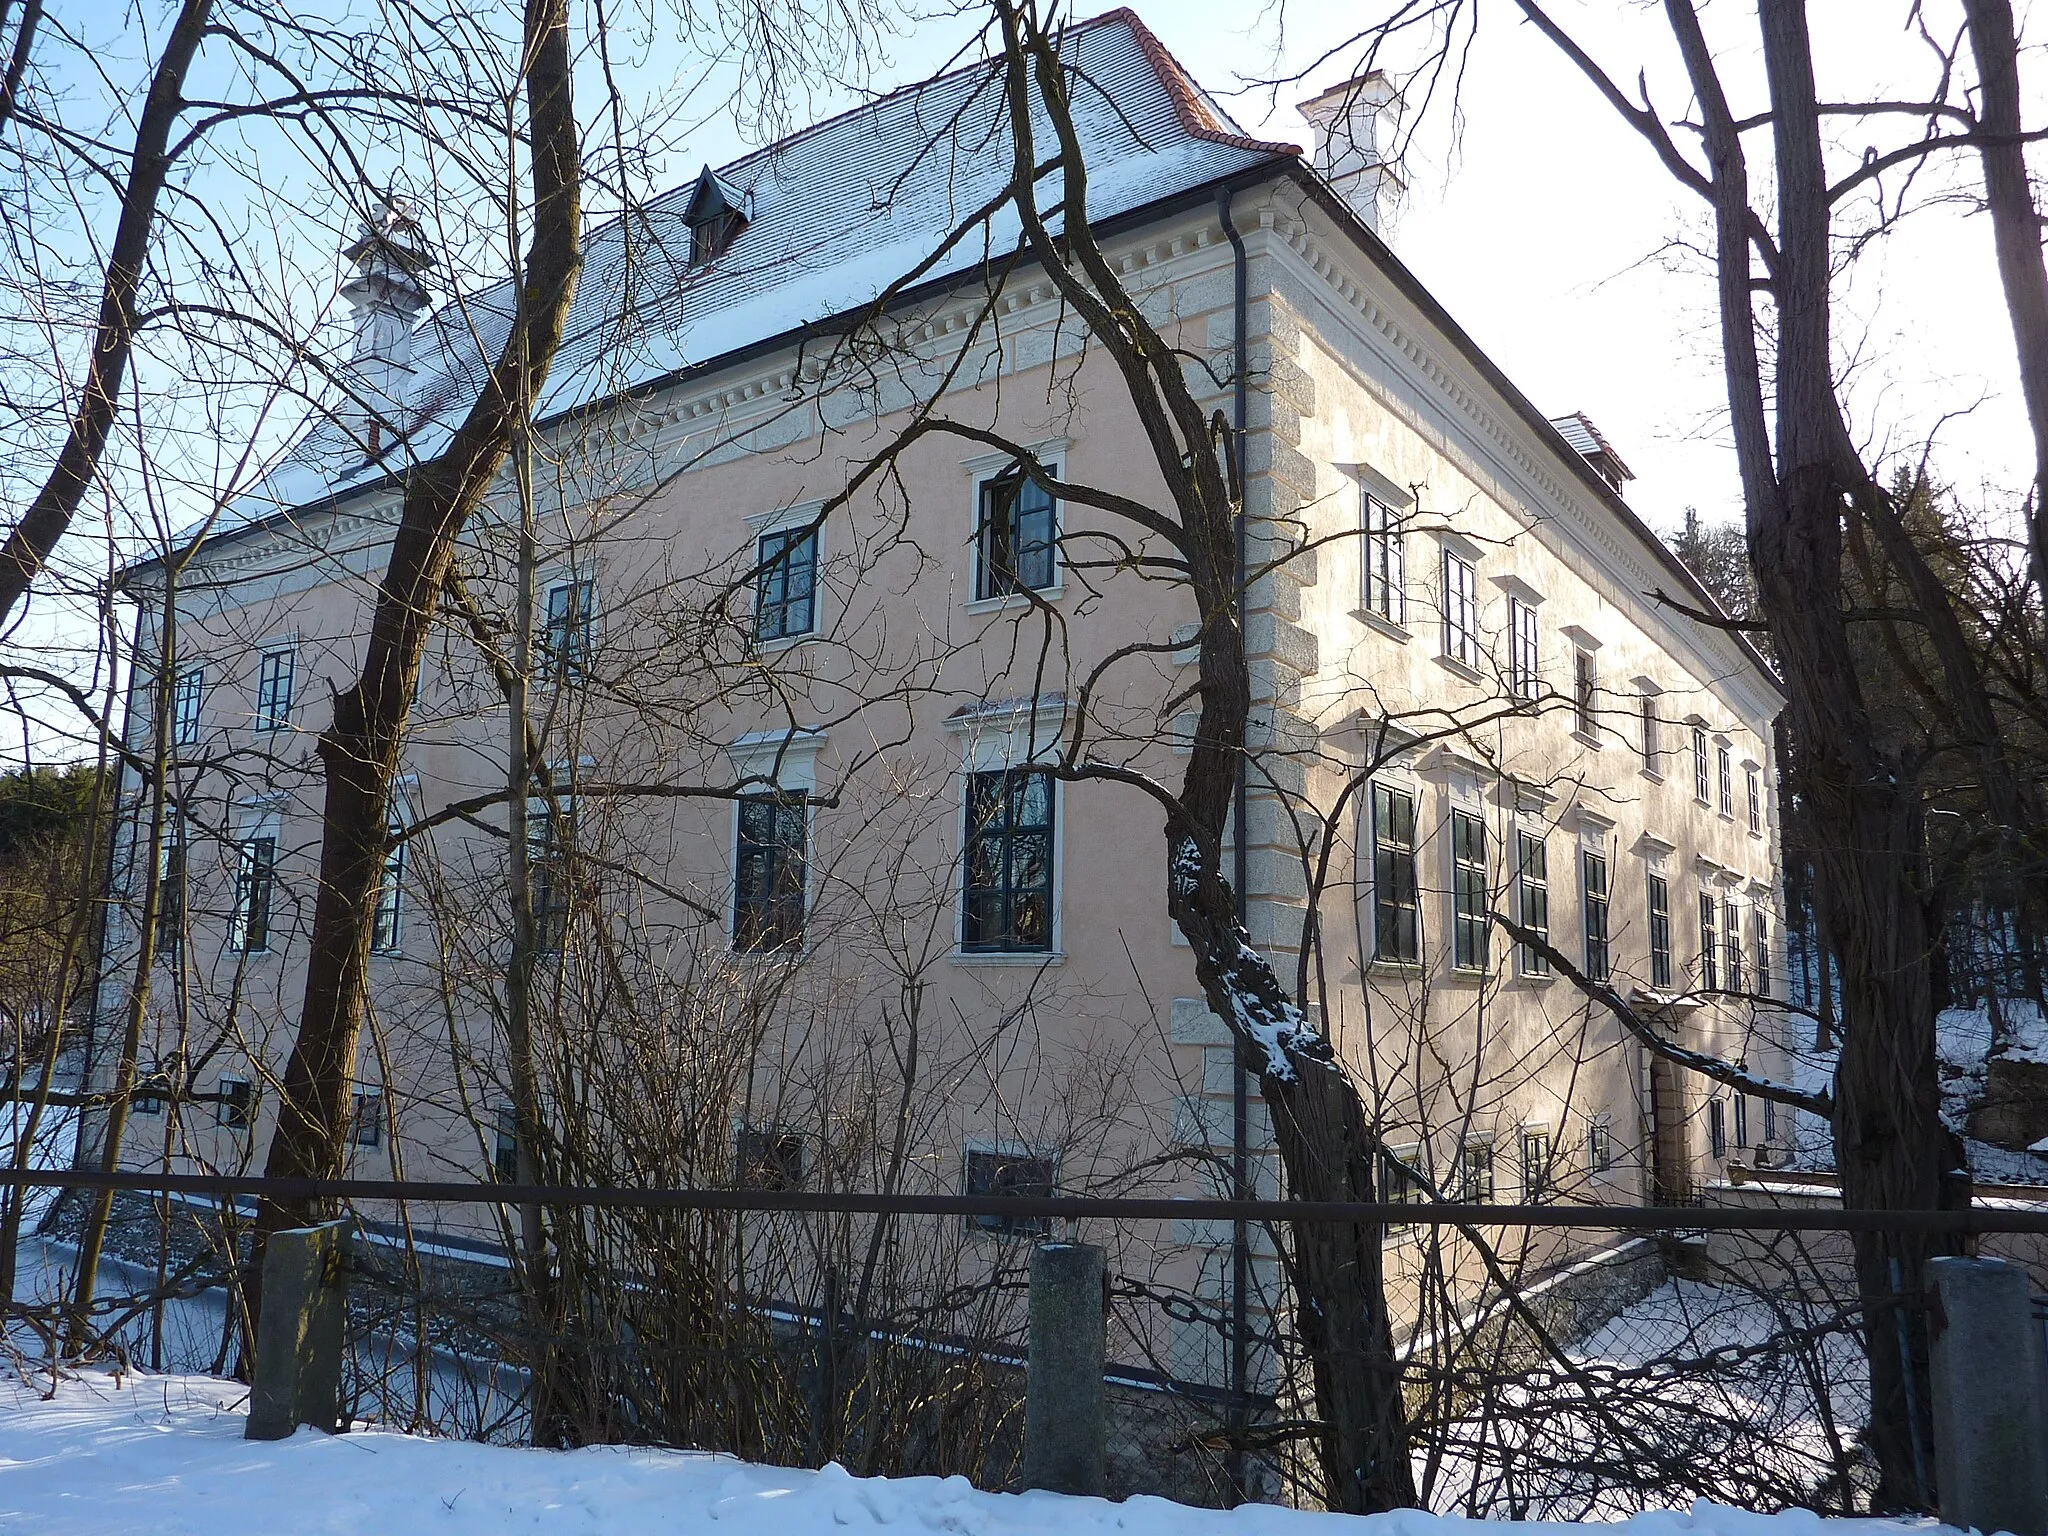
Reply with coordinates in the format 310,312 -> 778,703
683,164 -> 748,224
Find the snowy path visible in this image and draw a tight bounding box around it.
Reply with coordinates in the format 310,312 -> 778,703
0,1366 -> 1939,1536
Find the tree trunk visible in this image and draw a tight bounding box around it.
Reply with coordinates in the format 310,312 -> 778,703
0,0 -> 210,628
1963,0 -> 2048,638
1751,1 -> 1959,1505
249,0 -> 582,1326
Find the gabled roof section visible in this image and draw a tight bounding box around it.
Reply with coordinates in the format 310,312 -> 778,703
158,9 -> 1296,561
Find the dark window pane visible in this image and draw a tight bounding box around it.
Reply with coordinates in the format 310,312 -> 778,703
978,470 -> 1058,599
965,1148 -> 1057,1236
755,528 -> 819,643
735,792 -> 807,951
961,769 -> 1056,952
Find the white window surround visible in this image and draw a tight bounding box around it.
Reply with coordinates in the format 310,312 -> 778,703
746,500 -> 825,650
946,697 -> 1067,965
1633,676 -> 1664,779
1335,459 -> 1416,512
724,728 -> 826,795
1438,546 -> 1481,674
1343,463 -> 1414,634
744,499 -> 825,537
1362,768 -> 1425,973
229,804 -> 283,956
962,441 -> 1067,614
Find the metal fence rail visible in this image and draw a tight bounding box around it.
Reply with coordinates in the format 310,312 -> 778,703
4,1166 -> 2043,1232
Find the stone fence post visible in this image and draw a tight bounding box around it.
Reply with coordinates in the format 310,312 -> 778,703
1022,1240 -> 1107,1497
245,1218 -> 353,1442
1926,1255 -> 2048,1536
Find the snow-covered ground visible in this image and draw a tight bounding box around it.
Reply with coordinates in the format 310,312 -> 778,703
1785,999 -> 2048,1184
0,1365 -> 1938,1536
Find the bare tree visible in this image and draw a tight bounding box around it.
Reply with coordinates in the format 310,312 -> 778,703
249,0 -> 584,1307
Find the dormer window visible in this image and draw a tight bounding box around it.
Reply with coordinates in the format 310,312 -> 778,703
684,164 -> 749,266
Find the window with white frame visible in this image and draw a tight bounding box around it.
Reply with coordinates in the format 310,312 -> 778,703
350,1087 -> 383,1149
1734,1092 -> 1750,1149
1573,648 -> 1597,738
1753,908 -> 1770,997
1379,1144 -> 1427,1233
1724,897 -> 1744,991
1699,891 -> 1719,990
1441,550 -> 1478,668
1588,1115 -> 1614,1173
1363,492 -> 1405,624
542,579 -> 596,681
371,821 -> 405,954
1582,848 -> 1610,982
1692,725 -> 1711,803
1516,830 -> 1549,975
217,1076 -> 252,1132
254,650 -> 293,733
1717,743 -> 1734,815
735,791 -> 807,951
976,466 -> 1057,600
1708,1097 -> 1728,1159
1647,871 -> 1672,989
530,800 -> 575,954
156,817 -> 185,955
962,769 -> 1053,952
172,667 -> 203,746
1639,690 -> 1660,770
229,829 -> 277,953
1508,597 -> 1540,700
1450,809 -> 1487,972
1459,1139 -> 1495,1202
1519,1126 -> 1552,1201
755,525 -> 818,643
1746,766 -> 1762,834
493,1104 -> 519,1181
1371,784 -> 1419,963
964,1145 -> 1057,1236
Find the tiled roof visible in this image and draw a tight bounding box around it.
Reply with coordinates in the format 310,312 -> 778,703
179,9 -> 1294,550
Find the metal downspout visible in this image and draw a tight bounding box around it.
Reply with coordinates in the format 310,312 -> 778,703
1215,181 -> 1252,1503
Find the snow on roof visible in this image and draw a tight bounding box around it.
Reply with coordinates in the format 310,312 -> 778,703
172,9 -> 1293,555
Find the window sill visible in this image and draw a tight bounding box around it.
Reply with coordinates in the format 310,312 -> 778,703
950,948 -> 1064,968
1508,969 -> 1556,987
1366,960 -> 1425,979
728,943 -> 811,964
753,631 -> 819,656
1640,766 -> 1664,784
1433,652 -> 1484,684
1719,810 -> 1737,823
1573,730 -> 1603,751
1349,608 -> 1410,644
1440,965 -> 1489,986
964,587 -> 1062,617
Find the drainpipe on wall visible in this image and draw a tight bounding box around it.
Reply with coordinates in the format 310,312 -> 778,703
1215,181 -> 1251,1505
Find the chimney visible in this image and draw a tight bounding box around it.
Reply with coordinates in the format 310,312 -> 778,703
339,195 -> 434,457
1296,73 -> 1406,238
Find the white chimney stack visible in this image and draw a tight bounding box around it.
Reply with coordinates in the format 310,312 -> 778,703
1296,73 -> 1406,239
339,195 -> 434,456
